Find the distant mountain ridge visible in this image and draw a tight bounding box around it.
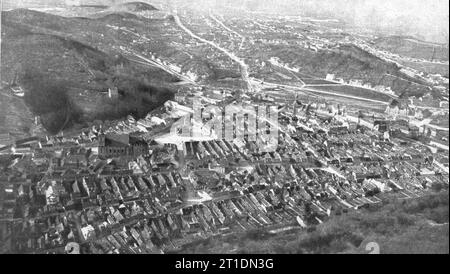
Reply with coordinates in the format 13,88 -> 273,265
371,35 -> 449,62
115,2 -> 158,11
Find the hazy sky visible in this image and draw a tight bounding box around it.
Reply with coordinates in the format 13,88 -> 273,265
224,0 -> 449,43
300,0 -> 449,43
2,0 -> 449,43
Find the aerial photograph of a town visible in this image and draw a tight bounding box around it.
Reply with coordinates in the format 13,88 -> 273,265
0,0 -> 448,259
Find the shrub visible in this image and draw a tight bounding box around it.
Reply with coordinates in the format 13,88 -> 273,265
396,213 -> 416,226
426,207 -> 449,224
244,228 -> 273,241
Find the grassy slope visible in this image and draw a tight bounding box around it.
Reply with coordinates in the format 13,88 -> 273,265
175,191 -> 449,254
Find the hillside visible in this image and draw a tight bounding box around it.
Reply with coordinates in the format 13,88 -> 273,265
115,1 -> 158,12
1,8 -> 176,135
92,1 -> 159,20
372,36 -> 449,62
258,43 -> 434,98
95,11 -> 140,21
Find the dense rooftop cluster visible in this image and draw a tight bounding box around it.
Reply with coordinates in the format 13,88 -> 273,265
1,86 -> 448,253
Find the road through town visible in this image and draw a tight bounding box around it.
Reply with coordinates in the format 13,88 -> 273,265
173,13 -> 253,93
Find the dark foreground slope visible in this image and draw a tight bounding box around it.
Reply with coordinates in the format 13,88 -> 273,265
174,191 -> 449,254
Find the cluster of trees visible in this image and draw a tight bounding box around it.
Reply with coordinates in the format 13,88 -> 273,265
22,68 -> 81,134
20,64 -> 174,134
96,78 -> 174,122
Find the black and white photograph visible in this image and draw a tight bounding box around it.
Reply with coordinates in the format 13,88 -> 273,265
0,0 -> 448,264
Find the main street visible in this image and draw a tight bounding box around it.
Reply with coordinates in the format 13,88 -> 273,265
173,12 -> 253,93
